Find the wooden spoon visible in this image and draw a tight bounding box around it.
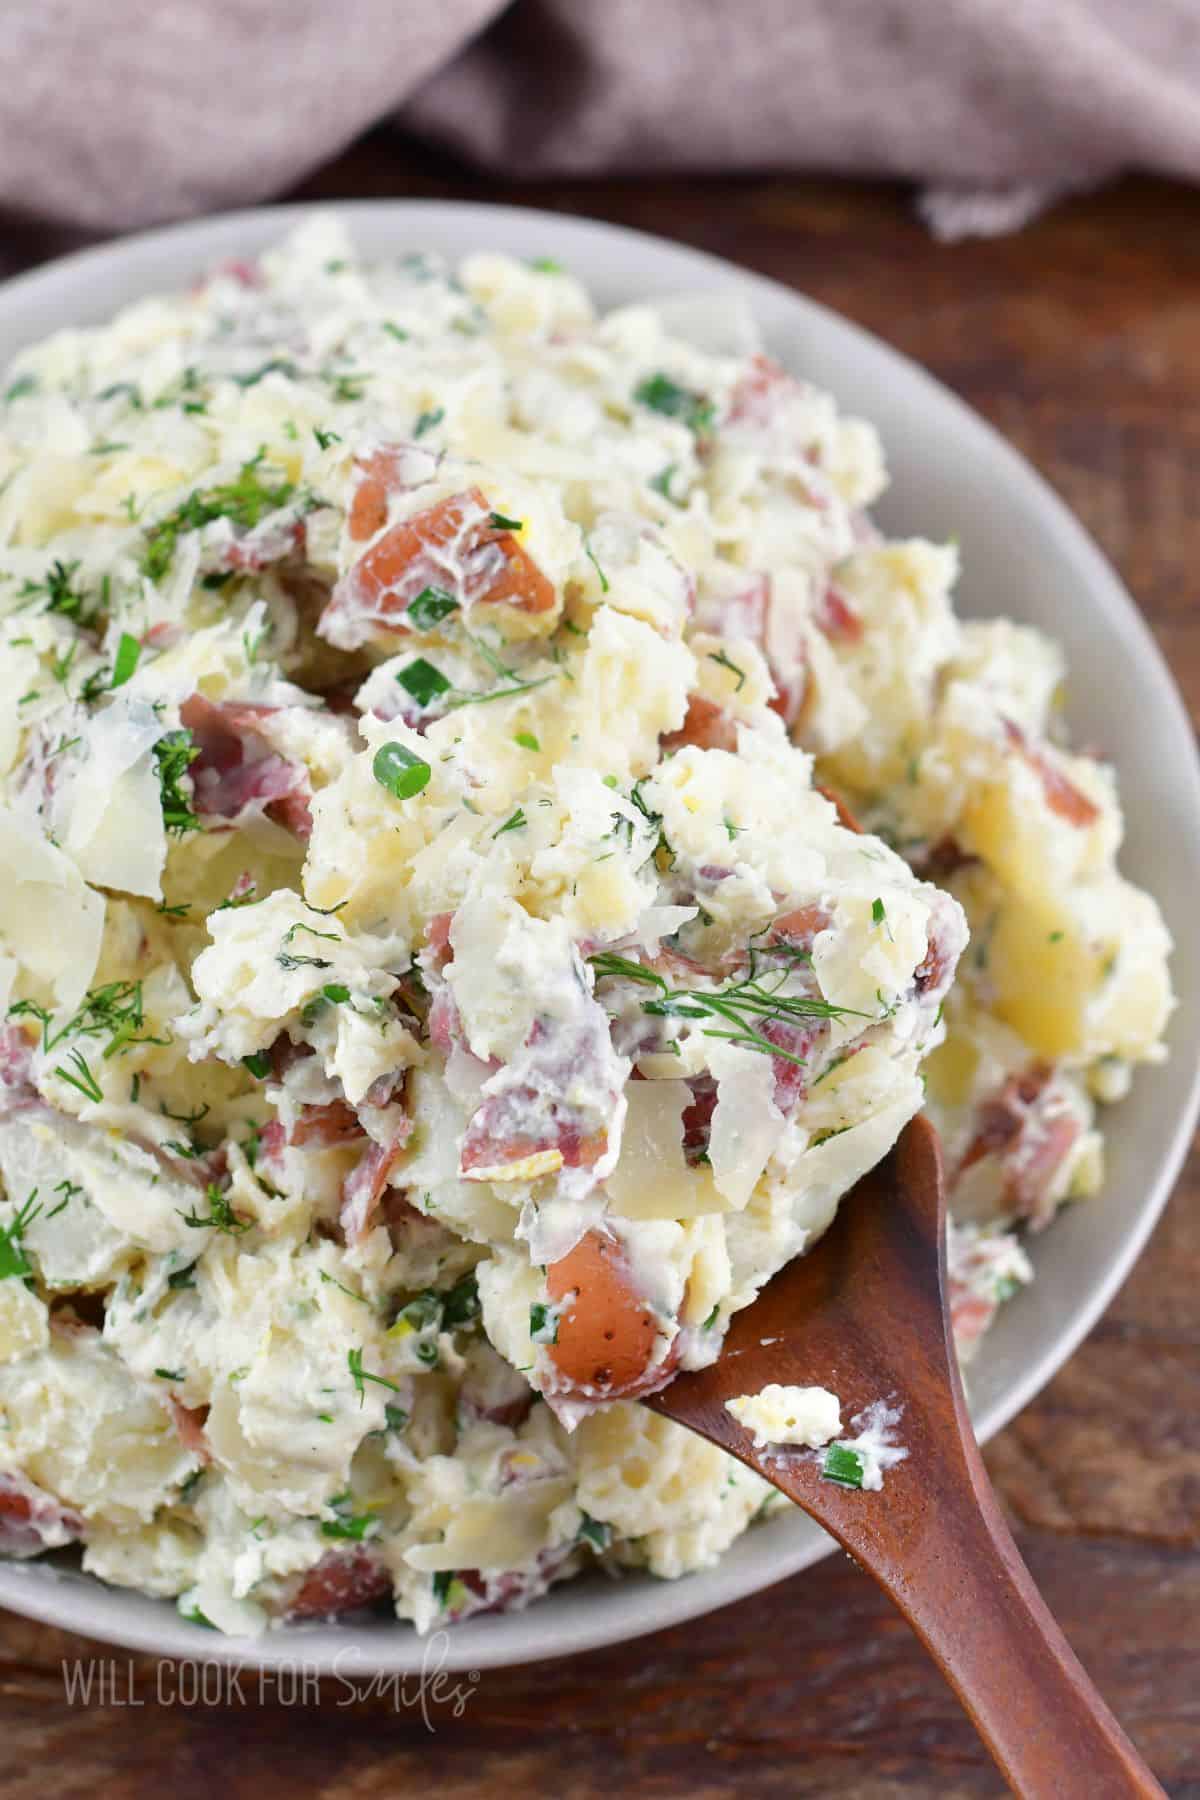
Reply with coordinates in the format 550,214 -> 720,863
646,1115 -> 1165,1798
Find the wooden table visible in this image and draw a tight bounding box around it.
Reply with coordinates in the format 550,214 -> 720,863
1,145 -> 1196,1798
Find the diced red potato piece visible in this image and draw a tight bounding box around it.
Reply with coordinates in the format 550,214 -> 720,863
169,1398 -> 212,1464
544,1230 -> 677,1402
948,1280 -> 997,1358
662,692 -> 739,754
680,1076 -> 717,1167
458,1015 -> 612,1179
758,1017 -> 819,1112
0,1471 -> 84,1555
289,1099 -> 365,1148
459,1101 -> 607,1179
217,515 -> 306,574
1001,718 -> 1100,827
955,1064 -> 1082,1230
911,834 -> 976,880
285,1547 -> 392,1620
691,572 -> 809,727
725,355 -> 807,432
813,583 -> 864,645
256,1118 -> 288,1183
439,1543 -> 578,1623
913,919 -> 957,999
425,910 -> 455,972
322,485 -> 556,648
180,694 -> 314,840
339,1129 -> 411,1245
206,258 -> 264,291
0,1024 -> 38,1116
267,1036 -> 311,1083
771,902 -> 834,948
466,1392 -> 535,1433
345,444 -> 442,544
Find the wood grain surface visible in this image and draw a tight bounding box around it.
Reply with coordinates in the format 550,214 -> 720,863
0,141 -> 1196,1798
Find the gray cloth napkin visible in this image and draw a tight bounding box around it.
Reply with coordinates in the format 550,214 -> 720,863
5,0 -> 1200,237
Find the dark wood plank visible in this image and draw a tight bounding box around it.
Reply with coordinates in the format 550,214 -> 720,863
0,148 -> 1196,1796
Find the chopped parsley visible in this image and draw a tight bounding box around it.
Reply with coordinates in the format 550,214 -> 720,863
0,1193 -> 41,1283
871,898 -> 886,927
372,740 -> 432,800
406,586 -> 460,631
153,729 -> 201,836
241,1052 -> 271,1080
440,1274 -> 480,1329
140,451 -> 296,582
35,559 -> 98,626
488,511 -> 524,533
313,426 -> 342,451
413,407 -> 444,438
633,372 -> 714,435
529,1302 -> 559,1345
514,731 -> 540,752
179,1184 -> 250,1236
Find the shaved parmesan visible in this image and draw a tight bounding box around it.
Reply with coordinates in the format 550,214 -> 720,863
606,1080 -> 730,1220
0,807 -> 103,1010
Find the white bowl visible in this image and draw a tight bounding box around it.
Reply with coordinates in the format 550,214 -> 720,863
0,202 -> 1196,1674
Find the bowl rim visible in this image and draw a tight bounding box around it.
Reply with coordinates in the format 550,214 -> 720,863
0,197 -> 1196,1675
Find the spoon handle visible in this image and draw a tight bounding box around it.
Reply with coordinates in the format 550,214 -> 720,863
650,1119 -> 1166,1798
761,1416 -> 1167,1799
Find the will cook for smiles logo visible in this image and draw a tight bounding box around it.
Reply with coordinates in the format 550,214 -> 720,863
61,1632 -> 480,1725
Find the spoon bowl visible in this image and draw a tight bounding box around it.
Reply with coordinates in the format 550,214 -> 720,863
648,1116 -> 1166,1798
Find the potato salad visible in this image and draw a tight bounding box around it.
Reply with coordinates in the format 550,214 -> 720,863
0,220 -> 1171,1636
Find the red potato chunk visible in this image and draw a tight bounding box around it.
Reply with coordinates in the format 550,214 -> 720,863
544,1230 -> 675,1402
322,484 -> 556,649
955,1064 -> 1082,1230
1001,718 -> 1101,827
285,1547 -> 392,1620
339,1130 -> 411,1244
289,1099 -> 365,1148
662,692 -> 739,754
180,694 -> 314,839
0,1471 -> 83,1555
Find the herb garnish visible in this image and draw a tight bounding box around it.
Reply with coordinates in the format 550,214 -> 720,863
407,586 -> 460,632
140,452 -> 296,582
153,729 -> 200,835
0,1193 -> 41,1283
634,373 -> 714,435
179,1184 -> 250,1236
373,741 -> 432,800
396,658 -> 451,708
347,1346 -> 405,1406
590,949 -> 869,1068
708,649 -> 746,692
